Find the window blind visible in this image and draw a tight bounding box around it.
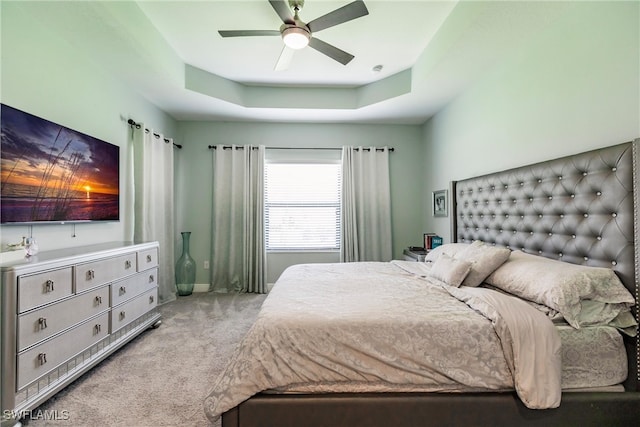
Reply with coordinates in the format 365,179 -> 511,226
265,163 -> 341,250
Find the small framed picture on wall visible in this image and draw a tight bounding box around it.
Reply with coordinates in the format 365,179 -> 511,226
432,189 -> 448,217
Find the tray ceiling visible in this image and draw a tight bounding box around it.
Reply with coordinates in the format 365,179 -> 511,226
12,1 -> 575,123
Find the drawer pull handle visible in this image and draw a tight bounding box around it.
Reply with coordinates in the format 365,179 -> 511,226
95,295 -> 103,305
38,353 -> 47,366
44,280 -> 55,292
38,317 -> 48,330
149,295 -> 155,304
149,274 -> 155,283
147,254 -> 152,263
86,269 -> 95,280
119,311 -> 126,320
94,324 -> 102,334
125,260 -> 132,269
119,286 -> 127,295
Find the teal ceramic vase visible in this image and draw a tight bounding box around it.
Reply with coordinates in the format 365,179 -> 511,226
175,231 -> 195,296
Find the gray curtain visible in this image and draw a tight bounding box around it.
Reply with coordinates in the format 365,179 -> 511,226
210,145 -> 266,293
341,146 -> 392,262
132,125 -> 176,303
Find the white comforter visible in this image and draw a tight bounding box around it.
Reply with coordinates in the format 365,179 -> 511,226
204,262 -> 561,421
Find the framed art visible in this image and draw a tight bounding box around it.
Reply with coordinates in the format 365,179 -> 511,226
1,104 -> 120,224
432,189 -> 448,217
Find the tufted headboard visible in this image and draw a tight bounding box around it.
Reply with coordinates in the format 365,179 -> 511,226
453,140 -> 639,391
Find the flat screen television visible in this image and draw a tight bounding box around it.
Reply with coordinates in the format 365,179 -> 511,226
1,104 -> 120,224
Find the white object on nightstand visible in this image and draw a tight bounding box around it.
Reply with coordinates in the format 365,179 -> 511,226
403,248 -> 428,262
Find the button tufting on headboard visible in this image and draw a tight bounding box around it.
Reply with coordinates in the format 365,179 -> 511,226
453,140 -> 639,391
454,142 -> 634,282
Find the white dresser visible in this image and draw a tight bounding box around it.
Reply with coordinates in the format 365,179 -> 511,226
1,242 -> 161,425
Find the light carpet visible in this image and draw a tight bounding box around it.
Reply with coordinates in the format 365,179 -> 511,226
26,292 -> 267,427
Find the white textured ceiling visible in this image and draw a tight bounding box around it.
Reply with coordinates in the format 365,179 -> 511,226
136,1 -> 455,86
17,1 -> 575,124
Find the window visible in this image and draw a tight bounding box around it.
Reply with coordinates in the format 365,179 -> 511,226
265,162 -> 341,251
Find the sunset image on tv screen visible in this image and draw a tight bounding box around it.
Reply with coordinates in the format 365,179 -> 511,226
1,104 -> 120,223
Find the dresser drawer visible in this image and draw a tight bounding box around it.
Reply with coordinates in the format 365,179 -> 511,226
18,267 -> 73,313
17,312 -> 109,389
137,248 -> 158,271
110,269 -> 158,307
111,288 -> 158,333
18,286 -> 110,352
75,253 -> 137,292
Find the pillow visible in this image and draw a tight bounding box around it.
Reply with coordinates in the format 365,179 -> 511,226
485,250 -> 636,328
427,253 -> 473,287
453,240 -> 511,287
424,243 -> 470,263
574,300 -> 636,330
483,283 -> 564,321
607,310 -> 638,337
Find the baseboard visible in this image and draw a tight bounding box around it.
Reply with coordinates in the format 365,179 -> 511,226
191,283 -> 273,293
193,283 -> 209,292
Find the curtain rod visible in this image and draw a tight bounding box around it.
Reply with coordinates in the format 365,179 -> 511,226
127,119 -> 182,149
207,145 -> 394,152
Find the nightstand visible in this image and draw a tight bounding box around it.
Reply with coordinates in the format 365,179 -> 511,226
403,248 -> 428,262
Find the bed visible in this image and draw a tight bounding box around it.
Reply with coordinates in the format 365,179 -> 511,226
207,140 -> 640,426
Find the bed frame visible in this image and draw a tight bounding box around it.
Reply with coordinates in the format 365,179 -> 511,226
222,140 -> 640,427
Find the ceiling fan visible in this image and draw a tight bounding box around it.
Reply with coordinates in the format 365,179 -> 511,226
218,0 -> 369,71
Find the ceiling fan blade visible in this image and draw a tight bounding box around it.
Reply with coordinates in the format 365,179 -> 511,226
269,0 -> 295,24
219,30 -> 281,37
307,0 -> 369,33
308,37 -> 354,65
274,45 -> 295,71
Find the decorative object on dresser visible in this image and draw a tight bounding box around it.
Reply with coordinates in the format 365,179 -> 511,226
0,241 -> 161,426
175,231 -> 195,296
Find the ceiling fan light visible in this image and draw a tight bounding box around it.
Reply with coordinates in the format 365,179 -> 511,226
282,27 -> 310,49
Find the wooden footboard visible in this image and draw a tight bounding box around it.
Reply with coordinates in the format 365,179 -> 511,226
222,392 -> 640,427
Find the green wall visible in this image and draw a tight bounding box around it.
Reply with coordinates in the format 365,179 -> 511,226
1,1 -> 424,287
4,0 -> 637,289
422,1 -> 640,243
176,121 -> 424,284
0,1 -> 177,253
